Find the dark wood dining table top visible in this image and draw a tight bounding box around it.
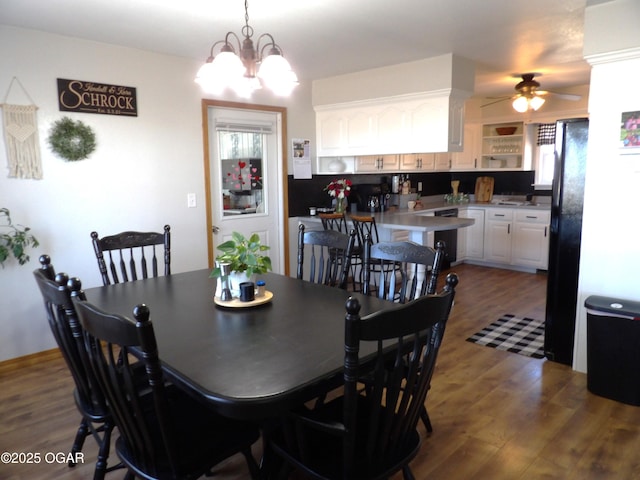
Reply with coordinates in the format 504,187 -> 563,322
83,269 -> 397,420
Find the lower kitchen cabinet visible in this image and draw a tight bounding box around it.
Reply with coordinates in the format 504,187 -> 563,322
481,207 -> 550,271
458,208 -> 484,261
512,210 -> 550,270
484,208 -> 513,264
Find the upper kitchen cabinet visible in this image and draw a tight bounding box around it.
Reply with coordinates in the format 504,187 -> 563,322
355,154 -> 399,172
451,123 -> 481,170
315,93 -> 467,158
399,153 -> 435,171
312,55 -> 475,171
480,121 -> 533,170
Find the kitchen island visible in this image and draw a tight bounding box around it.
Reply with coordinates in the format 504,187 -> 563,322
298,207 -> 474,246
291,198 -> 552,274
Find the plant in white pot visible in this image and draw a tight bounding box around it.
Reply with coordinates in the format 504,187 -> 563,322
210,231 -> 272,298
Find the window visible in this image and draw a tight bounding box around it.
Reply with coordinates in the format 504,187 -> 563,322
533,123 -> 556,188
535,143 -> 555,187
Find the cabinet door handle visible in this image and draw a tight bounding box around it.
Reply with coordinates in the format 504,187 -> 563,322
508,224 -> 511,234
544,226 -> 548,237
526,215 -> 537,219
495,214 -> 505,217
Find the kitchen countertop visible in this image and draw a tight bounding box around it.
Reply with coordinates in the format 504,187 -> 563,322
298,199 -> 549,243
406,199 -> 551,213
302,209 -> 474,233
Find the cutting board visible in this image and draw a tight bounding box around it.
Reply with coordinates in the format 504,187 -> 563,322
475,176 -> 494,203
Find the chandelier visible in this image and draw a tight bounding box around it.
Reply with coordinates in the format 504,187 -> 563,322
195,0 -> 298,97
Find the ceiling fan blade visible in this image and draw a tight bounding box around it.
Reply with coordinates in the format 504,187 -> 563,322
481,97 -> 510,108
547,91 -> 582,101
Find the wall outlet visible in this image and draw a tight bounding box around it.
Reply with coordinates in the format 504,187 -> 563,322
187,193 -> 196,208
417,181 -> 423,192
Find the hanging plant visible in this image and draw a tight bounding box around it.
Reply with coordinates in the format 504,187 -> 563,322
47,116 -> 97,161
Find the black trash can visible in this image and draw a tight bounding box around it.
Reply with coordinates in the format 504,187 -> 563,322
585,295 -> 640,405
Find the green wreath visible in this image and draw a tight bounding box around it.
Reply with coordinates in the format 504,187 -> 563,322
48,117 -> 97,161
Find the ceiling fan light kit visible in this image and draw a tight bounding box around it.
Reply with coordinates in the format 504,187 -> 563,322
482,73 -> 580,112
195,0 -> 298,98
512,94 -> 545,113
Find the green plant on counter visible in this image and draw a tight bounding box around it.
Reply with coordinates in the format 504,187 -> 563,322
210,231 -> 272,278
0,208 -> 39,267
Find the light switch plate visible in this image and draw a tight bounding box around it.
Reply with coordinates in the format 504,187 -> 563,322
187,193 -> 196,208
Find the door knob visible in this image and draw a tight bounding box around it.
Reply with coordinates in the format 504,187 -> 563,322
212,225 -> 220,234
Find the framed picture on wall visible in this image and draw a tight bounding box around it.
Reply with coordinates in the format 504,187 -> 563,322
620,111 -> 640,151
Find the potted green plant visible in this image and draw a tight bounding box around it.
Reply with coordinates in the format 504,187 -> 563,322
0,208 -> 39,268
211,231 -> 272,297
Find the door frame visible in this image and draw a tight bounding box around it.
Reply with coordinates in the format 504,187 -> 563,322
202,99 -> 290,274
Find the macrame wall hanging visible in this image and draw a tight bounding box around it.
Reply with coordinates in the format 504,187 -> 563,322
1,77 -> 43,179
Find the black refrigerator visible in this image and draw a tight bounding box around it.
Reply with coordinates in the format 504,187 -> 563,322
544,118 -> 588,365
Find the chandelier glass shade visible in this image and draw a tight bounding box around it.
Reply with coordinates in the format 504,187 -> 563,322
512,94 -> 545,112
195,1 -> 298,97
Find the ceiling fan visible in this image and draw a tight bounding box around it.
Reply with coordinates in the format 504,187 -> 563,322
482,73 -> 582,112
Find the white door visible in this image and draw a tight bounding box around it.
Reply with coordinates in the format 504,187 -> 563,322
206,106 -> 283,273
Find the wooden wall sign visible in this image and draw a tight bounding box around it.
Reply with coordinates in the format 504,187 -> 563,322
57,78 -> 137,117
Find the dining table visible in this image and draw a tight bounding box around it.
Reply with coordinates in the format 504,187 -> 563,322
83,269 -> 399,421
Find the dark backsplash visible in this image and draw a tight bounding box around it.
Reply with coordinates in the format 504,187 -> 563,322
288,170 -> 538,217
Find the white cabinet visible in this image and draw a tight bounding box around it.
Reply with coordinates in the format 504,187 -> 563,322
355,154 -> 399,172
512,210 -> 550,270
451,123 -> 480,170
315,93 -> 467,157
480,207 -> 550,270
484,208 -> 513,264
399,153 -> 435,171
434,153 -> 451,171
458,208 -> 485,261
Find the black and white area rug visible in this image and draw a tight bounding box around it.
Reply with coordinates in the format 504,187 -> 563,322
466,314 -> 545,359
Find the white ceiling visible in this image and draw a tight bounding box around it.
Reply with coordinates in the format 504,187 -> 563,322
0,0 -> 592,98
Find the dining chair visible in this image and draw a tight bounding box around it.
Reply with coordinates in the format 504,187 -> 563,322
33,255 -> 120,480
349,214 -> 392,292
91,225 -> 171,285
297,224 -> 356,289
363,238 -> 446,302
268,273 -> 459,480
70,281 -> 262,480
318,212 -> 347,233
361,238 -> 447,434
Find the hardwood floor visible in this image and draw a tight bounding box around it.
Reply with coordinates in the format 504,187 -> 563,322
3,264 -> 640,479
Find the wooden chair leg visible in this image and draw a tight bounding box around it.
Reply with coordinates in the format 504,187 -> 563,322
241,447 -> 261,480
93,422 -> 114,480
420,405 -> 433,434
69,418 -> 89,467
403,464 -> 416,480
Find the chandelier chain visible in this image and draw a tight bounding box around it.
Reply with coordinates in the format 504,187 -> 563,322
242,0 -> 253,39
